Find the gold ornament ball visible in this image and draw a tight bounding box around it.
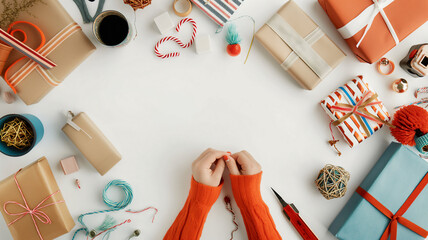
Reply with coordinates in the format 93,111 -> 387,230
392,78 -> 408,93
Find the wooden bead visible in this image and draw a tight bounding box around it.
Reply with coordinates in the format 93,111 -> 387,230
2,91 -> 16,104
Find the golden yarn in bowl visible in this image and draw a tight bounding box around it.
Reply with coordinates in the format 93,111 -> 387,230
315,164 -> 350,200
0,118 -> 34,149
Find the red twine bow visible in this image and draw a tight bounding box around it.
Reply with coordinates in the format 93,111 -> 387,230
328,91 -> 393,156
3,169 -> 65,240
356,172 -> 428,240
330,91 -> 384,125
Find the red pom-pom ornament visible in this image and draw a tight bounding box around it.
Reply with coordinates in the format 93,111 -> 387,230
391,105 -> 428,151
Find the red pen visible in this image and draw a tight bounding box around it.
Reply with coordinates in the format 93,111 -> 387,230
271,188 -> 318,240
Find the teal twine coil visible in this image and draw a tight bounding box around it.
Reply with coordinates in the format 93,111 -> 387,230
72,180 -> 134,240
102,180 -> 133,210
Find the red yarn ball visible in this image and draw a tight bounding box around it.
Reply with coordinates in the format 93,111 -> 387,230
391,105 -> 428,146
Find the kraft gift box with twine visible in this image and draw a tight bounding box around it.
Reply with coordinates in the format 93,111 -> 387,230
0,157 -> 75,240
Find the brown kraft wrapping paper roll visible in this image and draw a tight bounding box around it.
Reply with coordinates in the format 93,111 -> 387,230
62,112 -> 122,176
0,0 -> 96,105
0,157 -> 75,240
256,0 -> 345,90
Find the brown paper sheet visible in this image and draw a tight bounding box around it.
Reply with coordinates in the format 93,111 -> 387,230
0,0 -> 96,105
256,0 -> 345,90
62,112 -> 122,176
0,157 -> 75,240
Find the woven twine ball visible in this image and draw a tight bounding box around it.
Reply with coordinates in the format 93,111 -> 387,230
315,164 -> 350,200
123,0 -> 151,11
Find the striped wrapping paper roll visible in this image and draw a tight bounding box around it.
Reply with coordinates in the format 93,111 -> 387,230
320,76 -> 390,148
191,0 -> 244,26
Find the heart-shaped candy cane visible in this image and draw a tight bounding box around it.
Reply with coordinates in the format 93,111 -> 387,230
154,18 -> 197,59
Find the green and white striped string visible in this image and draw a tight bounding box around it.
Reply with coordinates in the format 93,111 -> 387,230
72,180 -> 158,240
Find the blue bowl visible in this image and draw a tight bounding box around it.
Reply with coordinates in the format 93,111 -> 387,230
0,114 -> 44,157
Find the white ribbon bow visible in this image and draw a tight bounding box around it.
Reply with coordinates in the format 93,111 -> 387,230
337,0 -> 399,48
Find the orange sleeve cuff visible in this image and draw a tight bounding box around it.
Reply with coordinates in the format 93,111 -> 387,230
230,172 -> 263,208
189,177 -> 223,207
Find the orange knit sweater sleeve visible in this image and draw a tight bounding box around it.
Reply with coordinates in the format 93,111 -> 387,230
230,172 -> 282,240
163,177 -> 222,240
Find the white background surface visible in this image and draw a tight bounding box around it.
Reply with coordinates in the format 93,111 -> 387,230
1,0 -> 428,239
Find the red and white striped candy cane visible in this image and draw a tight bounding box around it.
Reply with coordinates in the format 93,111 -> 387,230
154,18 -> 197,59
175,18 -> 197,48
154,36 -> 181,59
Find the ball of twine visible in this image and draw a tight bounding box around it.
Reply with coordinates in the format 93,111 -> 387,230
123,0 -> 151,11
315,164 -> 350,200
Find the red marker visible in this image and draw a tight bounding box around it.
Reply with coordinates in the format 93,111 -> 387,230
271,188 -> 318,240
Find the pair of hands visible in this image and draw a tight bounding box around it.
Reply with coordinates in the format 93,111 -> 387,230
192,148 -> 262,187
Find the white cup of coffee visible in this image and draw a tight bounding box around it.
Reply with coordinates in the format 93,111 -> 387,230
93,10 -> 132,47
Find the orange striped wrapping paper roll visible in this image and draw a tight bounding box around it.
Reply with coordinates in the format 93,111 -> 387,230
318,0 -> 428,64
0,0 -> 95,105
320,76 -> 390,148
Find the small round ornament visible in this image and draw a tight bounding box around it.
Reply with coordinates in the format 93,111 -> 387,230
315,164 -> 350,200
225,23 -> 241,57
392,78 -> 408,93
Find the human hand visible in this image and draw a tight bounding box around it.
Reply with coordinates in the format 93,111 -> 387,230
226,150 -> 262,175
192,148 -> 229,187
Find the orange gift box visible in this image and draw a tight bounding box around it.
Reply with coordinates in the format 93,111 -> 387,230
318,0 -> 428,63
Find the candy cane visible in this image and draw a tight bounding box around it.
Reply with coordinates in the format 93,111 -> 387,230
154,36 -> 181,59
415,87 -> 428,98
154,18 -> 197,59
175,18 -> 197,48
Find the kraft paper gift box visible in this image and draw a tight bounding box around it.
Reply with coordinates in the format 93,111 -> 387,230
329,142 -> 428,240
318,0 -> 428,64
62,112 -> 122,176
0,157 -> 75,240
190,0 -> 245,26
0,0 -> 96,105
320,75 -> 390,148
255,0 -> 345,90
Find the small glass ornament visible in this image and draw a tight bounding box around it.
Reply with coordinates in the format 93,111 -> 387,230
392,78 -> 408,93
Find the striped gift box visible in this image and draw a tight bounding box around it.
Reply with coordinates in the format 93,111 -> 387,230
191,0 -> 244,26
320,76 -> 390,148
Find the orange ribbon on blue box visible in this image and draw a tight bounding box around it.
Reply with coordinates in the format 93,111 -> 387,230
356,172 -> 428,240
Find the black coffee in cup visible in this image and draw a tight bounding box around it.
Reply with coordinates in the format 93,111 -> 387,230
93,11 -> 131,47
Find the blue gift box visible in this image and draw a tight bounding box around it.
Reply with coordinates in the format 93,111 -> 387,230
329,142 -> 428,240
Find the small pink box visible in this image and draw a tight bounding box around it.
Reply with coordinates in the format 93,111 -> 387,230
60,156 -> 79,175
